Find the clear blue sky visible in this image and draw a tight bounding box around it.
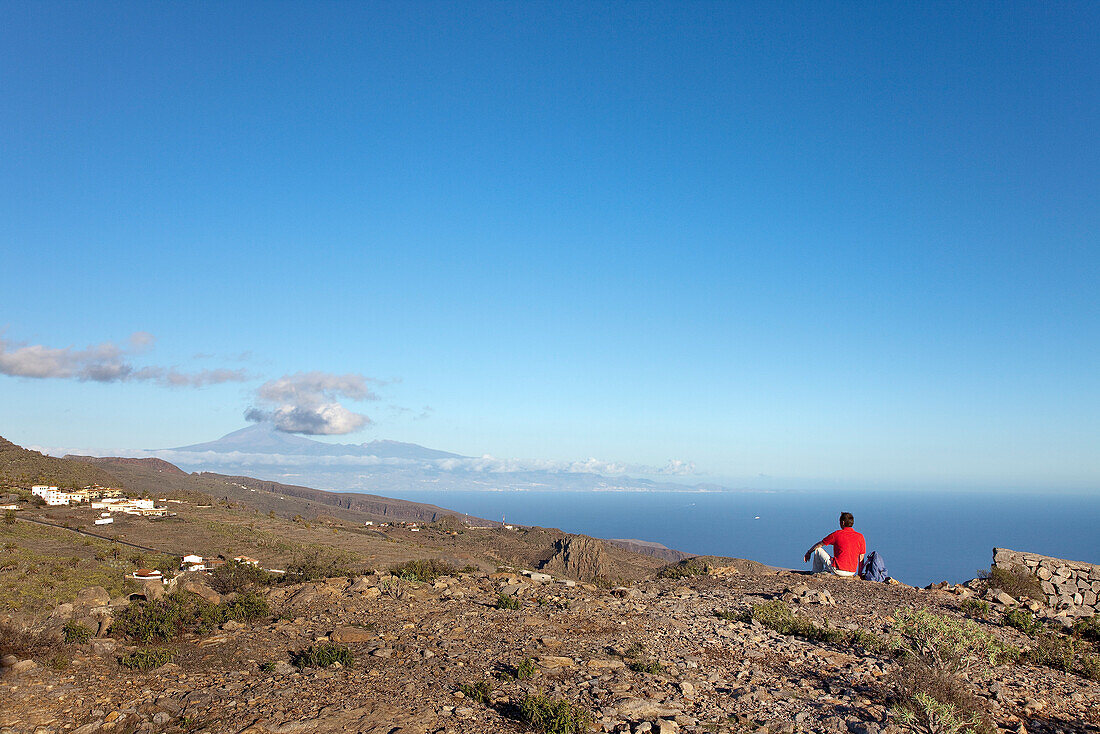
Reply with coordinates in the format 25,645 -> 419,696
2,2 -> 1098,490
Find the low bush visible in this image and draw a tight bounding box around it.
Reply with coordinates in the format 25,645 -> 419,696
657,559 -> 710,579
1081,654 -> 1100,681
515,656 -> 538,679
208,561 -> 275,594
958,599 -> 991,620
894,691 -> 980,734
518,694 -> 594,734
627,659 -> 663,674
457,679 -> 493,705
496,593 -> 521,610
46,652 -> 70,670
892,608 -> 1012,676
289,642 -> 353,669
748,600 -> 885,651
887,658 -> 994,734
219,591 -> 270,622
390,558 -> 459,582
1002,607 -> 1042,636
113,590 -> 270,643
284,549 -> 356,583
979,565 -> 1044,602
1072,615 -> 1100,642
1024,633 -> 1077,673
62,620 -> 93,644
119,647 -> 174,671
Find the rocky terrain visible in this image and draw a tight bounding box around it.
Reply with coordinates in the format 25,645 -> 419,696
3,560 -> 1099,734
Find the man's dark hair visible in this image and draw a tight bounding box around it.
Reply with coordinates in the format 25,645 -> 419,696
839,512 -> 854,528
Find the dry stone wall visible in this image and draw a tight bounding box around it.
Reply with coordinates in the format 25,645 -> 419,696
993,547 -> 1100,618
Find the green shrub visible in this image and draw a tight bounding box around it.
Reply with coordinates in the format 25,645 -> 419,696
496,593 -> 521,610
284,549 -> 355,583
518,694 -> 594,734
515,656 -> 537,679
959,599 -> 991,620
714,609 -> 743,621
627,659 -> 663,674
208,561 -> 274,594
979,565 -> 1044,602
119,647 -> 174,671
657,559 -> 710,579
3,509 -> 15,525
113,590 -> 269,643
892,608 -> 1012,675
1024,633 -> 1077,673
220,591 -> 270,622
458,679 -> 493,705
894,691 -> 979,734
1072,615 -> 1100,642
1002,607 -> 1042,636
746,599 -> 882,649
389,558 -> 459,582
887,659 -> 994,734
289,642 -> 353,669
46,652 -> 70,670
62,620 -> 93,644
1081,654 -> 1100,681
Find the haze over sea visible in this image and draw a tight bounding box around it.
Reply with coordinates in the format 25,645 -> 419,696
382,488 -> 1100,588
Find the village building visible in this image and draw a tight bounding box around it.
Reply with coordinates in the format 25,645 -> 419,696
181,554 -> 206,570
31,485 -> 70,505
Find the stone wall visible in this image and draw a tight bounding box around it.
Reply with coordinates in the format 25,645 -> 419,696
993,547 -> 1100,618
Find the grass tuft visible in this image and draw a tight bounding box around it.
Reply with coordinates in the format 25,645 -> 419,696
118,647 -> 174,671
518,694 -> 594,734
289,642 -> 353,669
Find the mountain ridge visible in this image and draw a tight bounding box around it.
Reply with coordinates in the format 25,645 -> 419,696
171,424 -> 464,460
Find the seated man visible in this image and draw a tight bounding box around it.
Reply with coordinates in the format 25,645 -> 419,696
804,512 -> 865,577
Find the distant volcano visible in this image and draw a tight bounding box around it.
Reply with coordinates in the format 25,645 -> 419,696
171,423 -> 464,461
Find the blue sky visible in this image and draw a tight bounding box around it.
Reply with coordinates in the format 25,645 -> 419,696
1,2 -> 1098,490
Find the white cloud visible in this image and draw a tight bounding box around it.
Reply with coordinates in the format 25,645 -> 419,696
246,371 -> 378,435
656,459 -> 697,476
0,333 -> 249,387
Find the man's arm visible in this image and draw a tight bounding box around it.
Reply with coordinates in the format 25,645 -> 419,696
858,553 -> 866,576
804,541 -> 825,563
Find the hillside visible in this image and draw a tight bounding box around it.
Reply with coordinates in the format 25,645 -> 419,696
0,436 -> 119,489
4,559 -> 1099,733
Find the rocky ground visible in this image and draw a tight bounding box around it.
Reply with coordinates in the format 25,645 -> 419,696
4,565 -> 1100,734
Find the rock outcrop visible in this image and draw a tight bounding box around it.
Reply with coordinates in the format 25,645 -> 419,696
540,535 -> 609,581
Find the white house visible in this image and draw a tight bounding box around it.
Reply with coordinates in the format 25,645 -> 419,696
32,485 -> 70,505
181,554 -> 205,570
93,517 -> 114,525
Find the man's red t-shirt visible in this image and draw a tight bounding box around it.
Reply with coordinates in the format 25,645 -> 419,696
820,527 -> 866,573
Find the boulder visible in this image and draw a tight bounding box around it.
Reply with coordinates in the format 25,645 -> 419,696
140,579 -> 166,601
331,626 -> 375,643
536,655 -> 575,669
179,580 -> 221,605
74,586 -> 111,610
614,697 -> 679,720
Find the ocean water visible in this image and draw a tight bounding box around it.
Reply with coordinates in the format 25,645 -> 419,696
378,488 -> 1100,587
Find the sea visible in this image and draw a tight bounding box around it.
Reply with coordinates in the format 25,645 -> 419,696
379,488 -> 1100,587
